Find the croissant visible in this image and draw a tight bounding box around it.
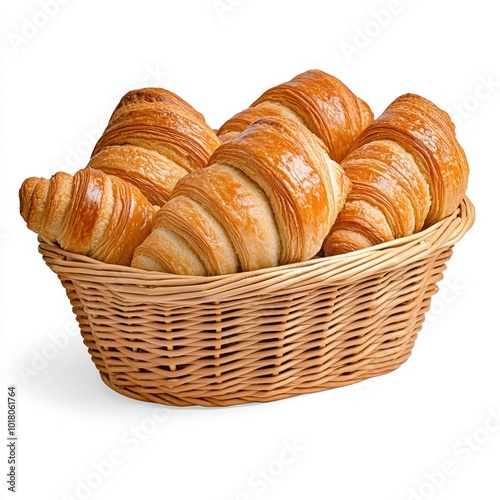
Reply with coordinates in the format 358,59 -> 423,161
217,69 -> 374,163
87,87 -> 221,206
132,116 -> 351,276
323,93 -> 469,255
19,167 -> 156,266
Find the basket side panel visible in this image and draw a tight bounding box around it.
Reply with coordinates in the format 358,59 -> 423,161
71,245 -> 454,406
60,280 -> 107,374
40,248 -> 107,375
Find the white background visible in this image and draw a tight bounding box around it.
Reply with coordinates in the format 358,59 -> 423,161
1,1 -> 499,499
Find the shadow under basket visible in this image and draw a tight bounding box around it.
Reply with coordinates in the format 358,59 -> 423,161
38,197 -> 475,407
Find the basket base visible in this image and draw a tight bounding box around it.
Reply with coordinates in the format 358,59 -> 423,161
98,355 -> 412,407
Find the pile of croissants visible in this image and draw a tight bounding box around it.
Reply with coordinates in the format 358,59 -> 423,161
19,69 -> 469,276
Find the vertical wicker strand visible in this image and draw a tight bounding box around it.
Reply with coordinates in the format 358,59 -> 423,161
319,287 -> 339,367
398,253 -> 441,359
165,312 -> 177,373
213,301 -> 223,382
272,295 -> 292,377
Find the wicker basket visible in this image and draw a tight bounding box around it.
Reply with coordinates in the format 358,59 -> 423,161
38,197 -> 474,407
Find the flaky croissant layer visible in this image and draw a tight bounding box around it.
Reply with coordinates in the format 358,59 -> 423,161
19,168 -> 156,266
323,93 -> 469,256
131,116 -> 351,276
218,69 -> 374,163
88,87 -> 221,206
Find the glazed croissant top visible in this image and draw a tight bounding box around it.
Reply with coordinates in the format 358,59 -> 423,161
132,116 -> 351,276
217,69 -> 374,163
19,167 -> 156,266
19,72 -> 470,272
87,87 -> 221,206
348,93 -> 469,227
323,93 -> 469,255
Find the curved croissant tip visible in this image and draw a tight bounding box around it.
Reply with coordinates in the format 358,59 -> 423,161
391,92 -> 446,114
399,92 -> 457,130
19,176 -> 42,222
19,176 -> 41,200
115,87 -> 187,107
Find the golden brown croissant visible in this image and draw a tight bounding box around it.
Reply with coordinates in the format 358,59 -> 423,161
19,167 -> 156,266
217,69 -> 373,163
87,87 -> 221,206
323,93 -> 469,255
132,116 -> 351,276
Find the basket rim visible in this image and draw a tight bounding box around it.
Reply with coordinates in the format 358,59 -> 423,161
38,196 -> 474,286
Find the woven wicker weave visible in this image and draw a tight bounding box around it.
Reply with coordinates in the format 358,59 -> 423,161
38,197 -> 474,407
